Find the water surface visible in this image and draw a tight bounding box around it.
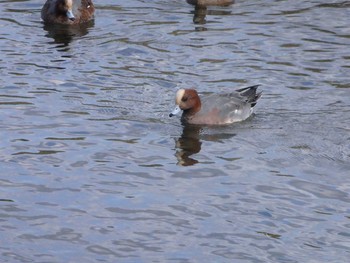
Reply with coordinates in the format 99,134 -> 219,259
0,0 -> 349,262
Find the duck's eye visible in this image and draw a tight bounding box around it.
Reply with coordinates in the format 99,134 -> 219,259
182,97 -> 188,102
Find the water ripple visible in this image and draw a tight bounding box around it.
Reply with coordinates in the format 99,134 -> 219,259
0,0 -> 349,262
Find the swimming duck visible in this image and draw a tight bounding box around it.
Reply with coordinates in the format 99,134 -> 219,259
169,85 -> 262,125
41,0 -> 95,25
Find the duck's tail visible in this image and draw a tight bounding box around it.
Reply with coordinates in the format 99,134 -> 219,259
236,85 -> 262,107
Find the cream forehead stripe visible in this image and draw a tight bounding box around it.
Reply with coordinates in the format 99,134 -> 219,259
66,0 -> 73,8
175,89 -> 185,105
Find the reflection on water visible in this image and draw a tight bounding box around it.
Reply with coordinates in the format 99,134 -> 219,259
175,124 -> 237,166
191,4 -> 233,25
175,124 -> 202,166
1,0 -> 350,262
43,21 -> 95,45
187,0 -> 235,7
192,5 -> 208,25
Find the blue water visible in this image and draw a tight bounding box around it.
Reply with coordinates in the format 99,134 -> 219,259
0,0 -> 349,262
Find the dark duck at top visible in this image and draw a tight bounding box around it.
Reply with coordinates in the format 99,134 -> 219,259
41,0 -> 95,25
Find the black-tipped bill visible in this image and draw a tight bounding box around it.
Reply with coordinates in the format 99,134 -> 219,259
169,105 -> 181,117
66,10 -> 75,21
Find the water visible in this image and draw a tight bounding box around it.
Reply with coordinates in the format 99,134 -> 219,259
0,0 -> 349,262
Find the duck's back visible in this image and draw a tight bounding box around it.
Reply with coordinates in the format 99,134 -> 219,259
195,93 -> 253,124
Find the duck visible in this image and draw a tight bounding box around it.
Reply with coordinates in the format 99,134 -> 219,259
41,0 -> 95,25
169,85 -> 262,125
186,0 -> 234,6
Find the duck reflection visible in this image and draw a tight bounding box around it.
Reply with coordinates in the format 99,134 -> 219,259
188,0 -> 234,25
175,124 -> 236,166
187,0 -> 234,5
175,124 -> 202,166
192,5 -> 208,25
43,20 -> 94,46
